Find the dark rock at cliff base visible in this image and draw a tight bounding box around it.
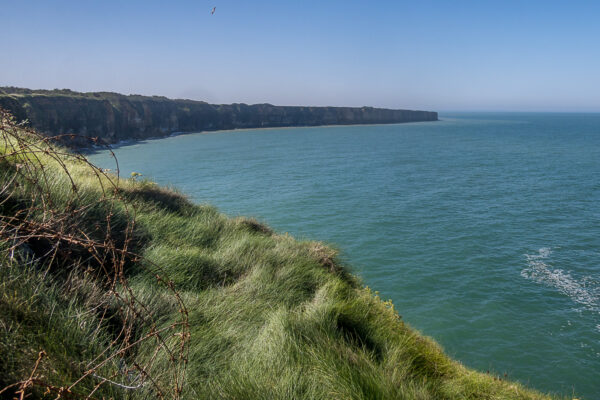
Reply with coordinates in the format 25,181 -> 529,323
0,87 -> 438,147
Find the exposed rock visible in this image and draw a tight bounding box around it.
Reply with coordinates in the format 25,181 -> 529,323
0,87 -> 438,147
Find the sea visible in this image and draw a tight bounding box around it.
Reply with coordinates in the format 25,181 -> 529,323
88,113 -> 600,398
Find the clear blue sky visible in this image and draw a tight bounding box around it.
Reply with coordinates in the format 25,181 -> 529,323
2,0 -> 600,111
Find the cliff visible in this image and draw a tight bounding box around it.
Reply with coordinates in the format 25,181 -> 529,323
0,87 -> 437,146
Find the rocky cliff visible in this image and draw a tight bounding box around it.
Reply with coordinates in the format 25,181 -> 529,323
0,87 -> 437,146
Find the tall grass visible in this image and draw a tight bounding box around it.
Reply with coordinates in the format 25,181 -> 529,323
0,109 -> 565,399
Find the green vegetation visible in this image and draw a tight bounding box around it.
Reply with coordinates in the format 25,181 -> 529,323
0,111 -> 560,399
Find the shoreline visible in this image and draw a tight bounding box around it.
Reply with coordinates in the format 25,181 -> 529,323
81,118 -> 440,154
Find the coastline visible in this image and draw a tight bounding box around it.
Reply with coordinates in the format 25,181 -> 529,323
81,118 -> 440,153
0,87 -> 438,149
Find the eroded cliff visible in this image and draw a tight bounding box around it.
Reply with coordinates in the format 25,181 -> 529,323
0,87 -> 437,146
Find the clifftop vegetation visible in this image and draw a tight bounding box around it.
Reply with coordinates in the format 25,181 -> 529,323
0,109 -> 557,399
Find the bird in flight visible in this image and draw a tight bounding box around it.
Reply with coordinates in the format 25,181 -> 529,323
211,7 -> 216,15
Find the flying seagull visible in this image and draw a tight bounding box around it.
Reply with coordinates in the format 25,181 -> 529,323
211,7 -> 216,15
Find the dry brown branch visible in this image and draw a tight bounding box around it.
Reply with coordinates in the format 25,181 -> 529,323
0,108 -> 189,399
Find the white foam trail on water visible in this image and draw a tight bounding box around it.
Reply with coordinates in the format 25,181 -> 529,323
521,248 -> 600,329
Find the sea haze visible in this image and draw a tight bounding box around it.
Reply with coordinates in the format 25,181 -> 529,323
88,113 -> 600,398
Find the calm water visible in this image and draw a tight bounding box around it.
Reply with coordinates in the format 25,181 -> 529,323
88,113 -> 600,398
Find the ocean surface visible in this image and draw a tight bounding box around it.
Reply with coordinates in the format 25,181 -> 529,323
88,113 -> 600,398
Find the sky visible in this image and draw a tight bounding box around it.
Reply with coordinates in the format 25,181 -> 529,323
2,0 -> 600,112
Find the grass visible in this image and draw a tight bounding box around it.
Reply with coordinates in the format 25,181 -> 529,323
0,117 -> 566,399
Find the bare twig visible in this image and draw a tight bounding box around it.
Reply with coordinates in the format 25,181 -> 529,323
0,108 -> 189,399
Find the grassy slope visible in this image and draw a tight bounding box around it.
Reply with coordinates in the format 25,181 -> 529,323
0,129 -> 561,399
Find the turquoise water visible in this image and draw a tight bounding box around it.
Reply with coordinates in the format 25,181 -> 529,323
88,113 -> 600,398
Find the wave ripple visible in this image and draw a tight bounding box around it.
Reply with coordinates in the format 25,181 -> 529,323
522,248 -> 600,325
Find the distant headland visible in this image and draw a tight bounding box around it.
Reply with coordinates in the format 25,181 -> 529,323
0,87 -> 437,147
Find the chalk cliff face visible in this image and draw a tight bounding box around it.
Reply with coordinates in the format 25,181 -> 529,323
0,88 -> 438,146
